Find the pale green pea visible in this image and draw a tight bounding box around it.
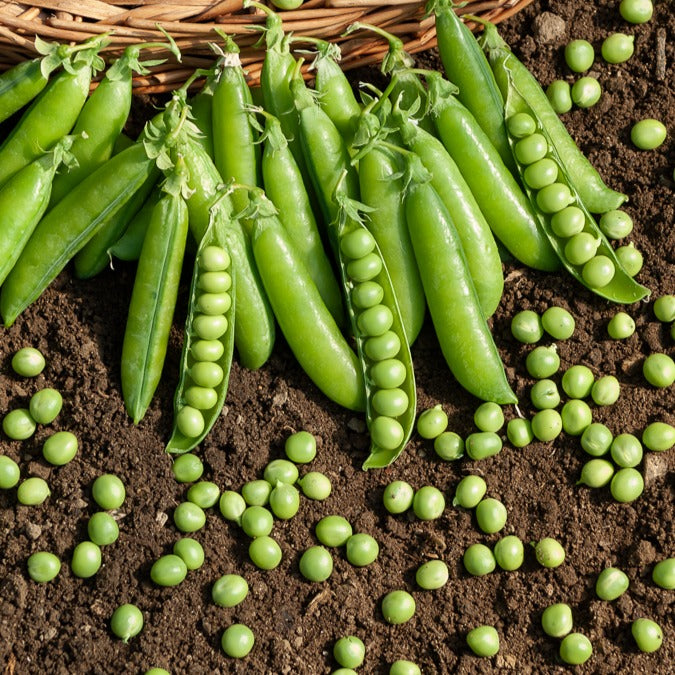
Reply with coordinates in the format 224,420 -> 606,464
173,501 -> 206,533
514,133 -> 548,165
198,270 -> 231,294
581,423 -> 613,456
151,554 -> 188,586
316,515 -> 352,547
171,454 -> 203,483
357,304 -> 393,337
29,388 -> 62,425
284,430 -> 316,463
642,353 -> 675,388
0,455 -> 21,489
463,543 -> 496,576
453,475 -> 487,509
221,624 -> 254,658
297,472 -> 331,500
248,535 -> 282,569
607,312 -> 635,339
473,402 -> 504,432
299,545 -> 333,582
591,375 -> 620,406
381,590 -> 415,624
370,415 -> 405,451
565,39 -> 594,72
562,365 -> 595,399
191,339 -> 224,362
599,210 -> 633,239
546,80 -> 572,114
631,618 -> 662,653
196,292 -> 231,316
92,474 -> 125,510
596,567 -> 629,600
187,481 -> 220,509
212,574 -> 249,607
412,485 -> 445,520
416,559 -> 449,589
542,603 -> 573,638
87,512 -> 119,546
652,558 -> 675,589
507,112 -> 536,138
184,386 -> 218,410
466,626 -> 499,657
578,459 -> 614,488
530,379 -> 560,409
653,295 -> 675,323
389,660 -> 421,675
531,409 -> 563,442
610,467 -> 644,502
631,119 -> 666,149
541,306 -> 575,340
372,388 -> 409,417
200,245 -> 230,271
219,490 -> 246,523
465,431 -> 502,460
364,331 -> 400,361
601,33 -> 635,63
383,480 -> 414,514
346,252 -> 382,282
192,314 -> 228,341
17,477 -> 50,505
615,243 -> 643,276
416,405 -> 448,439
241,479 -> 272,506
145,669 -> 170,675
551,206 -> 585,238
345,533 -> 379,566
493,535 -> 525,571
510,309 -> 543,344
173,538 -> 205,570
269,482 -> 300,520
240,505 -> 274,538
564,232 -> 600,265
524,157 -> 559,189
536,182 -> 574,214
506,418 -> 533,448
189,361 -> 223,389
526,345 -> 560,379
610,433 -> 643,467
534,538 -> 565,568
333,636 -> 365,669
41,431 -> 78,466
341,228 -> 375,259
11,347 -> 45,377
433,431 -> 464,460
619,0 -> 653,23
351,281 -> 383,309
561,399 -> 593,436
582,255 -> 616,288
642,422 -> 675,451
263,459 -> 299,485
71,541 -> 102,578
475,497 -> 507,534
2,408 -> 36,440
571,77 -> 602,108
110,603 -> 143,643
27,551 -> 60,582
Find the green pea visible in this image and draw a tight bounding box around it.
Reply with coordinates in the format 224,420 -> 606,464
371,416 -> 405,451
652,558 -> 675,589
269,482 -> 300,520
184,386 -> 218,410
578,459 -> 615,488
642,422 -> 675,452
110,604 -> 143,643
345,533 -> 379,566
514,133 -> 548,165
192,314 -> 228,340
40,431 -> 78,466
433,431 -> 464,461
351,281 -> 384,309
591,375 -> 621,406
333,636 -> 365,669
284,430 -> 317,463
144,669 -> 170,675
582,255 -> 616,288
173,501 -> 206,533
620,0 -> 653,23
564,232 -> 600,265
541,306 -> 575,340
493,535 -> 524,571
11,347 -> 45,377
416,559 -> 449,589
631,618 -> 662,653
299,546 -> 333,582
466,625 -> 500,657
212,574 -> 249,607
219,490 -> 246,523
546,80 -> 573,115
536,183 -> 573,214
220,580 -> 255,621
172,454 -> 203,483
372,388 -> 409,418
17,477 -> 50,505
473,402 -> 504,432
475,497 -> 507,534
346,252 -> 382,282
71,541 -> 102,578
316,515 -> 352,547
200,245 -> 230,271
88,512 -> 119,546
173,538 -> 204,570
197,292 -> 231,316
189,361 -> 223,389
610,433 -> 643,468
416,405 -> 448,439
595,567 -> 629,600
389,660 -> 421,675
526,345 -> 560,379
581,423 -> 613,456
383,480 -> 415,514
221,624 -> 254,658
642,353 -> 675,387
191,339 -> 224,362
534,538 -> 565,568
524,157 -> 559,189
263,459 -> 299,485
27,551 -> 60,582
187,481 -> 219,509
599,210 -> 634,239
412,485 -> 445,520
601,33 -> 635,63
562,364 -> 595,399
248,535 -> 282,569
653,295 -> 675,322
92,474 -> 125,510
29,388 -> 62,425
463,543 -> 496,576
561,399 -> 592,436
615,242 -> 643,277
531,409 -> 563,442
0,455 -> 20,489
364,331 -> 401,361
465,431 -> 502,460
198,270 -> 231,294
510,309 -> 543,344
507,112 -> 536,138
565,39 -> 594,72
453,475 -> 487,509
607,312 -> 636,339
2,408 -> 36,440
241,505 -> 274,538
381,590 -> 416,624
530,379 -> 561,409
241,479 -> 272,506
357,304 -> 393,337
541,603 -> 573,638
610,467 -> 644,502
341,228 -> 375,259
506,418 -> 534,448
151,554 -> 188,586
297,472 -> 332,500
551,206 -> 585,238
571,77 -> 602,108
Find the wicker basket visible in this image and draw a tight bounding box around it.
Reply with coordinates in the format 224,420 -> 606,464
0,0 -> 533,93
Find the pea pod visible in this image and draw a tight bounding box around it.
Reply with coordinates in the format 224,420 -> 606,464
404,157 -> 517,404
250,189 -> 366,413
503,71 -> 649,304
188,65 -> 220,159
0,137 -> 76,286
166,202 -> 236,453
108,189 -> 160,262
478,19 -> 627,213
121,161 -> 190,423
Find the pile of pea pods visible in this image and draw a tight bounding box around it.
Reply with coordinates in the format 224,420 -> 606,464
0,0 -> 652,469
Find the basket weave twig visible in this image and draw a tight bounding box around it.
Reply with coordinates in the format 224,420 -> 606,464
0,0 -> 534,93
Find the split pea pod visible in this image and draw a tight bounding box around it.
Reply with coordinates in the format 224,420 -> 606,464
166,204 -> 236,453
249,189 -> 366,413
503,72 -> 649,303
478,19 -> 626,213
421,70 -> 559,272
121,162 -> 190,424
404,158 -> 517,404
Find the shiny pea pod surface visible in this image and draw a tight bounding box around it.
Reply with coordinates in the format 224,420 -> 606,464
503,76 -> 649,304
166,217 -> 235,453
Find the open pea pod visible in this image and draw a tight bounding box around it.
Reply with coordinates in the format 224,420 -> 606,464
503,70 -> 650,304
166,199 -> 236,454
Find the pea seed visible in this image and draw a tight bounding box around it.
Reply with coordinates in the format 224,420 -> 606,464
475,497 -> 507,534
453,475 -> 487,509
541,306 -> 575,340
389,660 -> 421,675
582,255 -> 616,288
433,431 -> 464,460
542,603 -> 573,638
416,559 -> 449,589
284,430 -> 316,463
2,408 -> 36,440
473,402 -> 504,432
530,379 -> 560,409
173,501 -> 206,532
370,359 -> 406,389
17,477 -> 50,505
29,388 -> 62,425
466,625 -> 499,657
534,537 -> 565,568
346,252 -> 382,282
514,133 -> 548,165
551,206 -> 586,238
571,77 -> 602,108
241,505 -> 274,537
316,515 -> 352,547
565,39 -> 594,72
526,345 -> 560,379
465,431 -> 502,460
531,409 -> 563,442
601,33 -> 635,63
581,423 -> 613,456
372,388 -> 409,417
357,304 -> 393,337
0,455 -> 21,489
341,228 -> 376,259
27,551 -> 60,582
297,471 -> 331,500
610,434 -> 643,468
562,364 -> 594,399
371,416 -> 405,450
578,459 -> 614,488
197,292 -> 231,316
561,399 -> 592,436
631,118 -> 666,149
299,545 -> 333,582
546,80 -> 572,115
642,422 -> 675,452
199,245 -> 230,272
564,232 -> 600,265
184,386 -> 218,410
524,157 -> 559,189
506,418 -> 534,448
591,375 -> 620,406
607,311 -> 635,339
71,541 -> 102,578
190,339 -> 224,362
198,270 -> 231,294
263,458 -> 298,485
110,604 -> 144,642
187,481 -> 220,508
192,314 -> 228,340
595,567 -> 629,600
212,574 -> 248,607
631,618 -> 662,653
351,281 -> 384,309
412,485 -> 445,520
653,295 -> 675,322
619,0 -> 653,23
345,533 -> 379,566
88,511 -> 119,546
510,309 -> 543,344
269,482 -> 300,520
652,558 -> 675,589
610,467 -> 644,502
248,535 -> 282,570
219,490 -> 246,522
175,406 -> 205,438
171,454 -> 204,483
493,535 -> 524,571
189,362 -> 224,389
642,353 -> 675,387
599,210 -> 633,239
333,636 -> 366,669
92,474 -> 125,510
383,480 -> 414,514
381,590 -> 415,624
463,543 -> 496,576
42,431 -> 78,466
221,624 -> 254,658
11,347 -> 45,377
507,112 -> 536,138
615,242 -> 643,277
241,479 -> 272,506
364,331 -> 400,361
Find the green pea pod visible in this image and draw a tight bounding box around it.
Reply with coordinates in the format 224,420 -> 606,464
404,158 -> 517,404
394,111 -> 504,318
166,205 -> 236,453
478,19 -> 627,213
121,166 -> 190,424
429,0 -> 514,172
422,70 -> 560,272
503,71 -> 649,304
0,137 -> 76,286
189,75 -> 217,159
250,190 -> 366,413
0,38 -> 106,189
108,189 -> 161,262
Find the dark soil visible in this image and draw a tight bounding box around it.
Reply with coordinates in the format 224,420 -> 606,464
1,0 -> 673,673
